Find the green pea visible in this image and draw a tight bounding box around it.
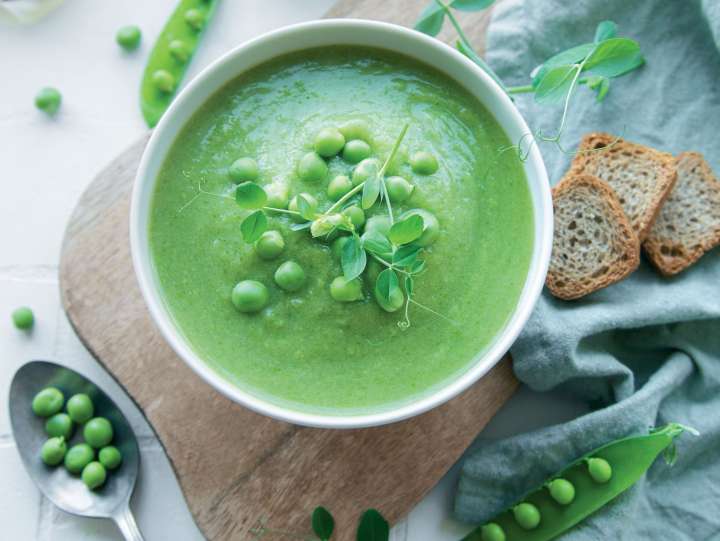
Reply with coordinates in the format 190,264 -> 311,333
410,151 -> 439,175
12,307 -> 34,330
363,215 -> 391,237
82,461 -> 107,490
399,209 -> 439,247
45,413 -> 74,439
254,230 -> 285,260
288,193 -> 318,222
327,175 -> 353,201
34,87 -> 62,116
548,478 -> 576,505
352,158 -> 381,186
231,280 -> 269,313
66,393 -> 94,424
184,8 -> 205,30
588,457 -> 612,483
331,236 -> 350,261
314,127 -> 346,158
375,284 -> 404,313
152,70 -> 176,93
83,417 -> 114,449
115,25 -> 141,51
32,387 -> 64,418
343,140 -> 372,165
343,205 -> 365,229
330,276 -> 364,302
385,176 -> 414,203
169,39 -> 191,63
338,119 -> 371,141
228,157 -> 259,183
297,152 -> 328,183
64,443 -> 94,474
480,523 -> 506,541
41,437 -> 67,466
513,502 -> 541,530
99,446 -> 123,470
265,184 -> 289,209
274,261 -> 306,292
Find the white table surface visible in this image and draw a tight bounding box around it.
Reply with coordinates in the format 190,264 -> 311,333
0,1 -> 588,539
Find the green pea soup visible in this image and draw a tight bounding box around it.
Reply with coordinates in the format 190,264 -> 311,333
149,47 -> 534,414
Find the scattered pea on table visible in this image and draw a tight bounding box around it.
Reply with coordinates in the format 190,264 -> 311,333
314,127 -> 345,158
274,261 -> 306,293
231,280 -> 269,313
116,25 -> 142,51
82,461 -> 107,490
32,387 -> 65,418
66,393 -> 95,424
34,87 -> 62,115
343,140 -> 372,165
254,230 -> 285,260
410,150 -> 439,175
12,307 -> 34,330
83,417 -> 114,449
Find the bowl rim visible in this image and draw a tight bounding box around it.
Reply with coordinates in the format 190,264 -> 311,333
130,18 -> 553,429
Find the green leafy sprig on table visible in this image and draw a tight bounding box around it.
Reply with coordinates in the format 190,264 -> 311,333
415,1 -> 645,150
235,125 -> 446,328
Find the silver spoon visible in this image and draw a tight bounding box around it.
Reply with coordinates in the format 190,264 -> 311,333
9,360 -> 144,541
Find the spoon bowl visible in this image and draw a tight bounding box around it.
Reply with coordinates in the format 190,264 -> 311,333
9,360 -> 144,540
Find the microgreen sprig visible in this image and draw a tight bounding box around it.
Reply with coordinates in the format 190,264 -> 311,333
414,2 -> 645,149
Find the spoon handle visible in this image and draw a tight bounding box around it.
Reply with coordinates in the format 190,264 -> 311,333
113,503 -> 145,541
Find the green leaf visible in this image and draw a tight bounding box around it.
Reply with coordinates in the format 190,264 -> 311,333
311,213 -> 348,238
594,20 -> 618,43
297,194 -> 316,221
375,268 -> 399,304
534,64 -> 578,104
362,231 -> 393,258
235,182 -> 267,209
312,507 -> 334,541
388,215 -> 424,245
583,37 -> 644,78
240,210 -> 267,243
361,168 -> 381,209
342,236 -> 367,281
532,43 -> 594,87
414,2 -> 445,36
356,509 -> 389,541
404,275 -> 414,297
409,259 -> 426,274
450,0 -> 494,11
290,221 -> 311,231
392,245 -> 421,268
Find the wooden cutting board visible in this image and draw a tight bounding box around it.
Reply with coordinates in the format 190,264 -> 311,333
59,2 -> 517,539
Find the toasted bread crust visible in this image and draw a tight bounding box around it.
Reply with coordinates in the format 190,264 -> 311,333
567,133 -> 677,242
643,152 -> 720,275
547,174 -> 641,300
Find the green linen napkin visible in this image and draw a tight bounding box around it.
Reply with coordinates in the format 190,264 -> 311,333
454,0 -> 720,538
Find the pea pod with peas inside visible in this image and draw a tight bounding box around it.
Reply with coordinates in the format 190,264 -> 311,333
140,0 -> 219,127
463,423 -> 696,541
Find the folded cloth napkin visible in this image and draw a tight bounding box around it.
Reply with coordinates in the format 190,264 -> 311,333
454,0 -> 720,538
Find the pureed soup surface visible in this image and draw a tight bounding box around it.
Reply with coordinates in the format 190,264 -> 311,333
149,47 -> 534,414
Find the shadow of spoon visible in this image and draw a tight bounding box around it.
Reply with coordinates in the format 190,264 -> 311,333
9,360 -> 144,540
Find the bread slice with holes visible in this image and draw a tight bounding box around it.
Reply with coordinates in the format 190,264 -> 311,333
643,152 -> 720,275
547,174 -> 640,300
567,133 -> 677,242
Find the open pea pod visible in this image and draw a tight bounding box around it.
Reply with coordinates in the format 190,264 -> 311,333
463,423 -> 695,541
140,0 -> 220,127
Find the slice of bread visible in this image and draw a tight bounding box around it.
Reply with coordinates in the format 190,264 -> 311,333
643,152 -> 720,275
568,133 -> 677,241
547,174 -> 640,300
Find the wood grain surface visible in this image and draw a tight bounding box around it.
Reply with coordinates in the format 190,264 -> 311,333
59,2 -> 518,539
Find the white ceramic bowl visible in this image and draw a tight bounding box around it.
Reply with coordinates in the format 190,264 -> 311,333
131,19 -> 552,429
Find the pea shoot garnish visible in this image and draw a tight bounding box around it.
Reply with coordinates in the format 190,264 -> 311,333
415,1 -> 645,151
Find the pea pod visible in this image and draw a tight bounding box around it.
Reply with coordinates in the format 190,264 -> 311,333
463,423 -> 696,541
140,0 -> 219,127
